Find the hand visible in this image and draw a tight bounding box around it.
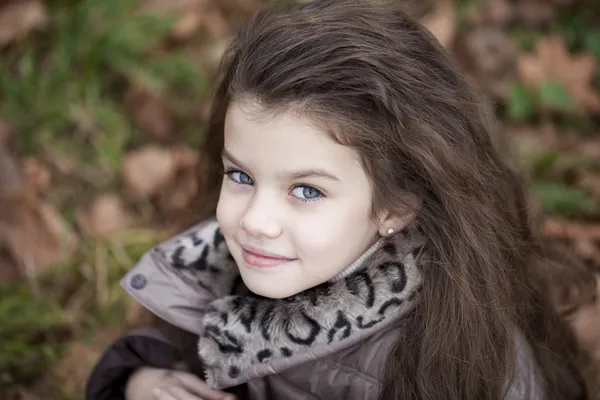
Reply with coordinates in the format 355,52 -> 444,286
126,367 -> 235,400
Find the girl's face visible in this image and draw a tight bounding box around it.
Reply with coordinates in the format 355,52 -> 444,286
216,101 -> 381,298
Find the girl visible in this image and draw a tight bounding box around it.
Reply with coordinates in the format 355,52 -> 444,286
85,1 -> 589,399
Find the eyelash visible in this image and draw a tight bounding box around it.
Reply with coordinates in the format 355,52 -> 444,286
223,168 -> 325,203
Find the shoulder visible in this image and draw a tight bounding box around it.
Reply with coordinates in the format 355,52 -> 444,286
119,218 -> 237,336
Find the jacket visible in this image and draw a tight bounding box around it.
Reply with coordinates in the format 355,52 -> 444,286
85,219 -> 547,399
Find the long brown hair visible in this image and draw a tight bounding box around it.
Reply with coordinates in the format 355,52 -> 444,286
194,0 -> 588,398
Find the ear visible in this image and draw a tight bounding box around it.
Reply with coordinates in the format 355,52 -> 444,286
377,196 -> 421,237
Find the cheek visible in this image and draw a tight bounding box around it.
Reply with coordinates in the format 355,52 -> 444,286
216,189 -> 244,236
294,198 -> 373,255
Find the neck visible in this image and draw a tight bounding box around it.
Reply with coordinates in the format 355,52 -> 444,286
329,237 -> 385,282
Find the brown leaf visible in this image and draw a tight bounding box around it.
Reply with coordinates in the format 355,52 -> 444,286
124,85 -> 174,142
421,0 -> 456,49
139,0 -> 229,41
156,147 -> 199,213
216,0 -> 262,15
516,0 -> 555,28
566,275 -> 600,360
23,157 -> 50,196
459,27 -> 518,100
579,172 -> 600,202
0,121 -> 24,199
75,194 -> 131,239
543,218 -> 600,271
51,343 -> 102,395
2,198 -> 78,278
0,0 -> 48,47
51,325 -> 125,395
122,145 -> 177,197
467,0 -> 514,27
517,36 -> 600,112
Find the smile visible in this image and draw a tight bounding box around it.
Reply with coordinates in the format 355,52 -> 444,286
241,245 -> 296,268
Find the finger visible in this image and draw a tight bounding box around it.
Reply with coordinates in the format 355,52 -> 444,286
164,386 -> 205,400
152,387 -> 179,400
175,372 -> 235,400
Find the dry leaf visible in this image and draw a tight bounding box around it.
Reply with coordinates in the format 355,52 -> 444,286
122,145 -> 177,197
51,325 -> 125,395
543,218 -> 600,271
201,37 -> 231,72
518,36 -> 600,112
156,147 -> 199,213
2,199 -> 78,277
421,0 -> 456,49
216,0 -> 262,15
0,243 -> 21,283
461,27 -> 517,99
579,172 -> 600,201
566,275 -> 600,360
124,85 -> 174,142
467,0 -> 513,27
75,194 -> 131,239
140,0 -> 228,41
0,121 -> 24,198
51,343 -> 103,394
516,0 -> 555,28
0,0 -> 48,47
23,157 -> 50,196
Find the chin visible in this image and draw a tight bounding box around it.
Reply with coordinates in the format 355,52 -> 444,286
242,277 -> 302,299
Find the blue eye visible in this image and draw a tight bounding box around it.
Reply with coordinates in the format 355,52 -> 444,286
291,185 -> 323,201
227,170 -> 254,185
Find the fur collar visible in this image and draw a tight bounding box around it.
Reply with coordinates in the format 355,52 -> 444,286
161,220 -> 424,381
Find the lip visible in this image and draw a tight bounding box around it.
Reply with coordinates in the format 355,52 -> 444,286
240,245 -> 295,268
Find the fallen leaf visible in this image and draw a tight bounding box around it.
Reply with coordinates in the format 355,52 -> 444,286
75,194 -> 131,239
0,0 -> 48,47
579,172 -> 600,201
172,11 -> 203,41
50,325 -> 125,396
124,85 -> 174,142
202,37 -> 231,72
576,137 -> 600,160
460,27 -> 518,99
23,157 -> 50,196
421,0 -> 456,49
518,36 -> 600,112
516,0 -> 555,28
0,121 -> 24,199
140,0 -> 229,41
216,0 -> 262,15
122,145 -> 177,197
543,218 -> 600,271
0,243 -> 21,283
156,147 -> 199,213
2,198 -> 78,278
566,275 -> 600,360
467,0 -> 513,27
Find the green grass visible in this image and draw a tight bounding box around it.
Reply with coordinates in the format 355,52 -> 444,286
0,0 -> 204,169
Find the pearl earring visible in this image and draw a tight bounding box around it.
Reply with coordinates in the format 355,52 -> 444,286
386,228 -> 394,235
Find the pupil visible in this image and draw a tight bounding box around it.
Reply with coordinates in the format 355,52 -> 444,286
304,187 -> 318,198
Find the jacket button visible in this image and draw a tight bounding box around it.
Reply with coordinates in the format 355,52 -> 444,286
130,273 -> 147,289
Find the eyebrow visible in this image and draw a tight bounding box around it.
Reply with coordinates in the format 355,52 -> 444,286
221,148 -> 340,182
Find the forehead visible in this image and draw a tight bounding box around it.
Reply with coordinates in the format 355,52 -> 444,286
223,102 -> 363,173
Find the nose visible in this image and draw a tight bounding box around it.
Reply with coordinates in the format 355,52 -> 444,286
240,191 -> 282,239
